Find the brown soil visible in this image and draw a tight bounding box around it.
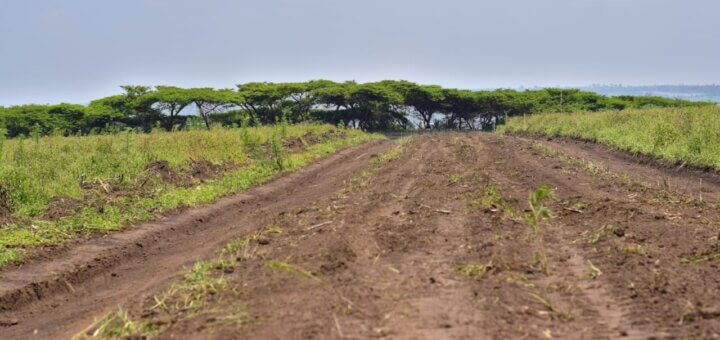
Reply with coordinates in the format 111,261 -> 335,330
283,136 -> 307,152
41,195 -> 85,220
3,134 -> 720,339
144,159 -> 240,187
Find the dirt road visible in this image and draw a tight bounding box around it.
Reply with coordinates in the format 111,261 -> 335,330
2,133 -> 720,339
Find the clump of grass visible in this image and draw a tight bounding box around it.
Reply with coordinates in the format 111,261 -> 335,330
265,259 -> 321,282
448,174 -> 463,184
74,307 -> 159,339
471,185 -> 517,216
222,225 -> 282,258
455,262 -> 494,280
502,107 -> 720,169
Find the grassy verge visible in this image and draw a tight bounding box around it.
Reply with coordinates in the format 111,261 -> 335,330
0,124 -> 381,267
499,107 -> 720,169
76,135 -> 409,338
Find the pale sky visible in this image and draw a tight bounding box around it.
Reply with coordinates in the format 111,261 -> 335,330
1,0 -> 718,106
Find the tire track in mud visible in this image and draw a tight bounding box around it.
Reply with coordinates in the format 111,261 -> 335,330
0,140 -> 393,339
481,133 -> 720,338
4,133 -> 720,339
476,134 -> 643,338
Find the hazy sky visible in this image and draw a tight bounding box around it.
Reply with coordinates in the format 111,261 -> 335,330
1,0 -> 718,105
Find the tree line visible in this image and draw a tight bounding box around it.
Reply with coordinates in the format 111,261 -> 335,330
0,80 -> 712,137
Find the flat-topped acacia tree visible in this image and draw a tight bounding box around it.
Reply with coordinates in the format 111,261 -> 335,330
186,88 -> 242,129
138,86 -> 193,131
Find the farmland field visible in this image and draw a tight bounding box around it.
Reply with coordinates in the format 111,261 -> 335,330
2,126 -> 720,339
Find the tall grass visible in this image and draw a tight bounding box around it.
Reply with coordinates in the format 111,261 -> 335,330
0,124 -> 380,267
500,107 -> 720,168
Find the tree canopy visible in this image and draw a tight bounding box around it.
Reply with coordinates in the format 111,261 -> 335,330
0,80 -> 712,137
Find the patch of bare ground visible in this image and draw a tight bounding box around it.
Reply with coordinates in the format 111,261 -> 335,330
4,133 -> 720,339
146,133 -> 720,339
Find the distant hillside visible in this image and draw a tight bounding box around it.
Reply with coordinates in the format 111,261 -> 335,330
580,85 -> 720,103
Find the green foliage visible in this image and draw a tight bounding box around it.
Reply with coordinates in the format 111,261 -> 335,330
0,125 -> 379,267
524,185 -> 555,235
523,186 -> 555,275
501,107 -> 720,169
4,81 -> 708,136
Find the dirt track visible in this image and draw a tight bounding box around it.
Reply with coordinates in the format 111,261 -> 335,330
2,133 -> 720,339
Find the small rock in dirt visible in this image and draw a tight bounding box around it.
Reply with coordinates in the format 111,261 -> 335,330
699,307 -> 720,319
224,266 -> 235,274
152,316 -> 175,326
429,277 -> 437,284
613,227 -> 625,237
0,318 -> 19,327
257,237 -> 271,245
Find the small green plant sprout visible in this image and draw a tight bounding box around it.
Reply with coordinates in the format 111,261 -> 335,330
523,185 -> 555,275
448,174 -> 463,185
524,185 -> 556,235
581,260 -> 602,280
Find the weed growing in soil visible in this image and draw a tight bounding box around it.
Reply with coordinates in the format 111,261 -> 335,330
529,293 -> 574,321
223,225 -> 282,260
582,260 -> 602,280
265,260 -> 321,281
524,186 -> 555,275
470,185 -> 517,217
73,307 -> 159,339
455,262 -> 493,280
448,174 -> 463,184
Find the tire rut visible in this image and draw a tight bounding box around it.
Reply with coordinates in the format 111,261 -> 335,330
0,140 -> 393,339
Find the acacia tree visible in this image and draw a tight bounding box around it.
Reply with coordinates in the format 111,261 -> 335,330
348,82 -> 405,129
236,82 -> 287,123
187,88 -> 241,129
443,89 -> 478,129
137,86 -> 193,130
404,85 -> 445,129
88,85 -> 158,131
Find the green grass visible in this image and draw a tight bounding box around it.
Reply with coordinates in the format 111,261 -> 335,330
0,124 -> 380,267
454,262 -> 493,280
500,107 -> 720,169
470,185 -> 517,217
